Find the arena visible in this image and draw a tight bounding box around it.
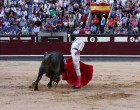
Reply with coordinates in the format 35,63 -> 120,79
0,0 -> 140,109
0,59 -> 140,110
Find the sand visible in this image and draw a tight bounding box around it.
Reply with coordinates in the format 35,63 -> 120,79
0,60 -> 140,110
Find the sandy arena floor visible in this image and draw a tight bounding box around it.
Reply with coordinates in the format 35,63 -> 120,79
0,60 -> 140,110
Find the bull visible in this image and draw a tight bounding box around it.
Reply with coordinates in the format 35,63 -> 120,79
32,51 -> 66,91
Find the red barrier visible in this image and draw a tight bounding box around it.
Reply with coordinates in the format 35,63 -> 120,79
0,42 -> 71,55
0,34 -> 140,55
0,42 -> 140,55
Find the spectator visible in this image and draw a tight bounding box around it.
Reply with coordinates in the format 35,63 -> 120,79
32,25 -> 40,35
28,12 -> 35,20
79,28 -> 85,34
110,7 -> 116,17
121,15 -> 128,27
132,25 -> 138,33
90,24 -> 97,34
131,18 -> 138,27
81,13 -> 87,28
122,26 -> 127,34
2,0 -> 140,35
67,3 -> 73,12
4,29 -> 11,35
22,25 -> 29,34
16,5 -> 22,17
126,18 -> 131,28
0,18 -> 3,29
10,5 -> 16,13
96,26 -> 101,34
18,0 -> 26,6
9,24 -> 17,35
83,5 -> 90,17
84,25 -> 90,32
28,23 -> 34,34
107,17 -> 115,31
55,0 -> 61,11
127,23 -> 133,34
73,28 -> 80,34
92,14 -> 99,26
20,18 -> 27,29
34,17 -> 42,28
81,0 -> 86,8
57,18 -> 64,31
114,14 -> 120,26
117,18 -> 122,27
104,25 -> 110,34
37,11 -> 44,22
136,11 -> 140,19
100,14 -> 106,34
50,8 -> 57,17
85,28 -> 91,34
68,17 -> 74,33
16,29 -> 22,35
73,2 -> 79,13
52,19 -> 58,32
32,15 -> 39,23
75,11 -> 82,27
133,28 -> 138,34
5,5 -> 10,16
3,19 -> 10,27
63,16 -> 69,31
138,18 -> 140,33
12,18 -> 19,26
46,23 -> 53,32
41,18 -> 46,32
0,28 -> 4,34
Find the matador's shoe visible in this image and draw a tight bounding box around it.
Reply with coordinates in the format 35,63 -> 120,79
73,76 -> 81,89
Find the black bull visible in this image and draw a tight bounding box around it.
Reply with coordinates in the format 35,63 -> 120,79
33,51 -> 66,91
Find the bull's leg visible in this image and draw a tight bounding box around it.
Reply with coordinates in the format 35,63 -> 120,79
51,69 -> 60,87
33,66 -> 45,91
53,76 -> 60,87
34,72 -> 43,91
47,76 -> 53,88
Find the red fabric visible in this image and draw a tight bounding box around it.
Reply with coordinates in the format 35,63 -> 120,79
93,17 -> 99,25
0,21 -> 3,26
81,16 -> 87,23
57,20 -> 64,26
79,29 -> 85,34
61,57 -> 93,86
46,25 -> 52,30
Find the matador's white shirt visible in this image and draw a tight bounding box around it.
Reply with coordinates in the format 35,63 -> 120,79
71,38 -> 85,52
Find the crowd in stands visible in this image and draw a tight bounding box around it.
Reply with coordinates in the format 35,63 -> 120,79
0,0 -> 140,36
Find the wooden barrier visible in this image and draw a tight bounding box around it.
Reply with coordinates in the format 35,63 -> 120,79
0,34 -> 140,55
0,42 -> 140,55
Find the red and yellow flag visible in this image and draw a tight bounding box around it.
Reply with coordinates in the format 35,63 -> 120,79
90,3 -> 110,14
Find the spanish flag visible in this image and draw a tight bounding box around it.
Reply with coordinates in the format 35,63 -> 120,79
90,3 -> 110,14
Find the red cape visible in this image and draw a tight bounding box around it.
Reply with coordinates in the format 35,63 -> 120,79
61,57 -> 93,86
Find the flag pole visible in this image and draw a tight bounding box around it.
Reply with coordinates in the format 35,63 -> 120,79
86,1 -> 92,26
106,1 -> 114,25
